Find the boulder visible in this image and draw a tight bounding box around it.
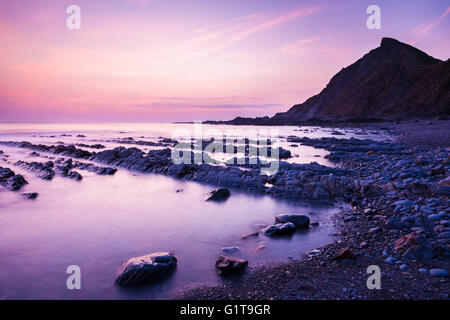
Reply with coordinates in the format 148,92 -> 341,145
263,222 -> 296,237
206,188 -> 231,201
115,252 -> 177,286
275,214 -> 310,228
67,171 -> 83,181
215,256 -> 248,275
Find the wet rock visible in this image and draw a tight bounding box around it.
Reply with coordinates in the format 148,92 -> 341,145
384,257 -> 396,264
255,244 -> 267,254
22,192 -> 39,199
67,171 -> 83,181
215,256 -> 248,275
437,231 -> 450,239
369,227 -> 382,234
76,143 -> 105,149
0,167 -> 28,191
332,247 -> 356,261
115,252 -> 177,286
438,176 -> 450,187
429,268 -> 448,277
393,233 -> 433,261
222,246 -> 240,254
15,160 -> 55,180
399,264 -> 408,271
277,147 -> 292,159
96,167 -> 117,175
206,188 -> 231,201
430,165 -> 445,176
263,222 -> 296,237
419,268 -> 428,274
240,232 -> 259,240
386,217 -> 408,230
275,214 -> 310,228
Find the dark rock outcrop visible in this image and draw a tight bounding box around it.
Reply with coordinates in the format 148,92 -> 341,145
208,38 -> 449,124
0,167 -> 28,191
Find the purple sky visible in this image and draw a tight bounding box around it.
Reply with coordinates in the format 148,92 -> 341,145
0,0 -> 449,122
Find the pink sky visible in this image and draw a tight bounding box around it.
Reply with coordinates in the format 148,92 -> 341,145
0,0 -> 449,122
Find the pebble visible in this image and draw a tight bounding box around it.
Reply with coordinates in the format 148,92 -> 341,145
399,264 -> 408,271
427,214 -> 441,221
384,257 -> 396,264
437,231 -> 450,239
369,227 -> 381,233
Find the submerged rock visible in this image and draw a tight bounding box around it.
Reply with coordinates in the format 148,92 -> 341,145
263,222 -> 296,237
240,232 -> 259,240
275,214 -> 310,228
215,256 -> 248,275
15,160 -> 55,180
206,188 -> 231,201
115,252 -> 177,287
222,246 -> 240,254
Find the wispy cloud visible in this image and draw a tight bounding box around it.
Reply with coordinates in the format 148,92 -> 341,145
181,6 -> 323,58
123,0 -> 157,6
279,37 -> 319,55
409,6 -> 450,45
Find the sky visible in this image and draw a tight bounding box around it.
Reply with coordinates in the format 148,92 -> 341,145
0,0 -> 449,122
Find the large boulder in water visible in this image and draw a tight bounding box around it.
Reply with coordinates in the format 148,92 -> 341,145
215,256 -> 248,275
206,188 -> 231,201
275,214 -> 310,228
263,222 -> 296,237
115,252 -> 177,286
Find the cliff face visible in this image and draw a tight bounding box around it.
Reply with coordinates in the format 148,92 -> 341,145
271,38 -> 450,122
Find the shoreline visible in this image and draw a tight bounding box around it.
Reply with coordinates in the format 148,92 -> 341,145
173,119 -> 450,300
0,120 -> 449,299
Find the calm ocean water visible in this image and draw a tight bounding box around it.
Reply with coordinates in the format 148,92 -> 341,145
0,123 -> 387,299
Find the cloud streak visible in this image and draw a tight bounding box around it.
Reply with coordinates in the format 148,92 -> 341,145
181,6 -> 322,58
279,37 -> 320,55
409,6 -> 450,45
